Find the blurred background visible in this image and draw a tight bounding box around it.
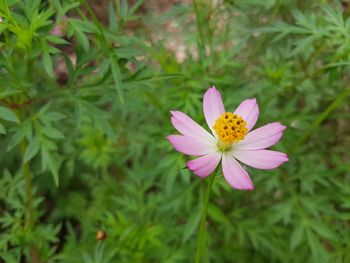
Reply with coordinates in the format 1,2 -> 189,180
0,0 -> 349,262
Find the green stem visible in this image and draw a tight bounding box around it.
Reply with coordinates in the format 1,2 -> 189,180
16,107 -> 34,230
21,136 -> 40,262
195,170 -> 217,263
22,146 -> 34,228
192,0 -> 206,64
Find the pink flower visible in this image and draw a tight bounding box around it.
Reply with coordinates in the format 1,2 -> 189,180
167,86 -> 288,190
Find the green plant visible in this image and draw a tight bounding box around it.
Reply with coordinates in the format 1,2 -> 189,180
0,0 -> 349,262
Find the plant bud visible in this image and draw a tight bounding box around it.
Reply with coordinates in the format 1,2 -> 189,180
96,230 -> 107,241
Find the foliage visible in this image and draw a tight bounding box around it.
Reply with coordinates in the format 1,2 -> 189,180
0,0 -> 349,262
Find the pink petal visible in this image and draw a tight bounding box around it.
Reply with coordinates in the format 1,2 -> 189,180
167,135 -> 217,156
232,149 -> 288,170
234,99 -> 259,131
221,154 -> 254,190
187,152 -> 222,177
170,111 -> 215,143
235,122 -> 287,150
203,86 -> 225,135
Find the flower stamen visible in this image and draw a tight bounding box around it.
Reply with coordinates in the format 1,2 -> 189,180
213,112 -> 248,150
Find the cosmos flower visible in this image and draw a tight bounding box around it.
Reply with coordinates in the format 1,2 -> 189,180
167,86 -> 288,190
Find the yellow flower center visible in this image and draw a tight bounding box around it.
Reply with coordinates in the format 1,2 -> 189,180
213,112 -> 248,151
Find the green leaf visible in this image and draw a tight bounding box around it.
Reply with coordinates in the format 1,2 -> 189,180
63,53 -> 75,82
310,220 -> 337,241
0,106 -> 19,123
0,123 -> 6,134
208,203 -> 231,226
182,206 -> 201,243
290,224 -> 304,250
45,35 -> 68,45
24,136 -> 40,163
7,123 -> 31,152
129,0 -> 143,16
108,1 -> 119,32
43,50 -> 54,78
120,0 -> 129,18
75,28 -> 89,52
306,228 -> 323,258
95,118 -> 115,141
42,126 -> 65,139
41,147 -> 60,186
68,19 -> 93,52
114,47 -> 143,58
44,112 -> 66,122
38,103 -> 52,115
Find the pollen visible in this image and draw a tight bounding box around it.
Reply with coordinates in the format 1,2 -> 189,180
213,112 -> 248,146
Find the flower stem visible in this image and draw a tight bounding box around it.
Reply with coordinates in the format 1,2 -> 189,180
195,170 -> 217,263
